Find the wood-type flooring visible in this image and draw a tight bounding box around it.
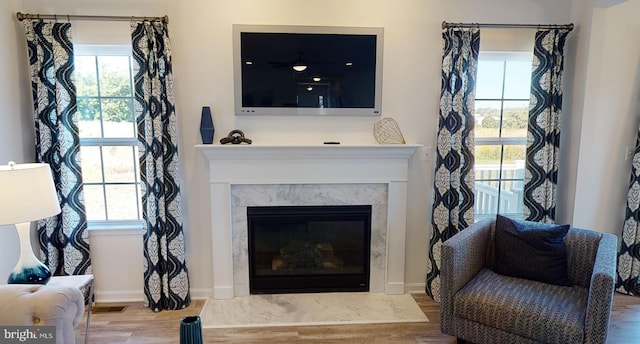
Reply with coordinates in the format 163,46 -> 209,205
76,292 -> 640,343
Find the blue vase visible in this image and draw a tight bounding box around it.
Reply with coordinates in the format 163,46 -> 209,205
7,223 -> 51,284
179,315 -> 203,344
199,106 -> 215,144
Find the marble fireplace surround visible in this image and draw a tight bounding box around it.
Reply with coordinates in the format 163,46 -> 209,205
198,144 -> 420,300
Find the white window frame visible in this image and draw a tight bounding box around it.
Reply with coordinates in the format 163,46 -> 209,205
75,44 -> 144,230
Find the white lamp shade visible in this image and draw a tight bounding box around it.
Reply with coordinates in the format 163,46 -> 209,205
0,162 -> 61,225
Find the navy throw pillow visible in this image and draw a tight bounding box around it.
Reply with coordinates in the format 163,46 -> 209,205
493,214 -> 571,286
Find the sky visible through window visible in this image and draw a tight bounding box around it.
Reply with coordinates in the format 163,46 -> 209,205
476,59 -> 531,100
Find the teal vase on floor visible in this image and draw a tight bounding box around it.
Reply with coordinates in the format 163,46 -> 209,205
179,315 -> 203,344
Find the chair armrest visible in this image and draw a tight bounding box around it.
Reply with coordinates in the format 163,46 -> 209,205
440,218 -> 492,334
0,284 -> 84,344
584,232 -> 617,344
32,285 -> 85,328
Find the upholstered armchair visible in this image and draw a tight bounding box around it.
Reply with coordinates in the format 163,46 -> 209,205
0,284 -> 85,344
440,217 -> 617,344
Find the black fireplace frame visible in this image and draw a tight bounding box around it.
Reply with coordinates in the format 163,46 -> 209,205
247,205 -> 372,294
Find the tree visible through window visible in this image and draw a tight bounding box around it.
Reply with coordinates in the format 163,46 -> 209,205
474,51 -> 531,220
75,45 -> 142,224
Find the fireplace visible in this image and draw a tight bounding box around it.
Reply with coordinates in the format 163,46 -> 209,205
197,144 -> 420,299
247,205 -> 372,294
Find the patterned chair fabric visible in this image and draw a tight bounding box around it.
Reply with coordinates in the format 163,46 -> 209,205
440,218 -> 617,344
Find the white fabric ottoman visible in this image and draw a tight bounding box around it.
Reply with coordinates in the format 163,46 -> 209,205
0,284 -> 84,344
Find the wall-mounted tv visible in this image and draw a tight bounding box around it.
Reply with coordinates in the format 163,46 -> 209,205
233,24 -> 383,116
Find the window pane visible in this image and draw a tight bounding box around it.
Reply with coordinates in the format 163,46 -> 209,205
98,56 -> 132,97
77,98 -> 101,122
498,180 -> 525,218
475,163 -> 501,183
475,156 -> 526,217
78,99 -> 102,138
137,183 -> 143,219
80,146 -> 103,183
105,184 -> 140,220
475,60 -> 504,99
475,100 -> 501,139
102,146 -> 137,183
475,145 -> 502,165
101,99 -> 134,138
502,101 -> 529,139
503,60 -> 532,99
84,185 -> 106,220
475,162 -> 500,217
75,56 -> 98,96
475,179 -> 499,216
501,144 -> 526,167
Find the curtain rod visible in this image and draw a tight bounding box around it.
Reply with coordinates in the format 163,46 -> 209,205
442,21 -> 573,31
16,12 -> 168,24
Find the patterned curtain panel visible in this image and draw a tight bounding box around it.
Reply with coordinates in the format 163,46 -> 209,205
617,125 -> 640,295
131,20 -> 190,311
425,27 -> 479,302
22,20 -> 91,276
523,28 -> 571,224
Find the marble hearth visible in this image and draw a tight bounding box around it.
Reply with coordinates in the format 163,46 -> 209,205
197,144 -> 420,299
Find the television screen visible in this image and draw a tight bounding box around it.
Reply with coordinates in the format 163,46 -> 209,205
233,25 -> 383,116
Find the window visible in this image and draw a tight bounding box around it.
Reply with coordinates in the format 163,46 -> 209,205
474,51 -> 531,220
74,45 -> 142,226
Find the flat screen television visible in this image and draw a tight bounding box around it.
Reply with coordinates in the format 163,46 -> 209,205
233,24 -> 383,116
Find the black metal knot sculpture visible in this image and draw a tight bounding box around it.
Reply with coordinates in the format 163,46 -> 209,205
220,129 -> 252,145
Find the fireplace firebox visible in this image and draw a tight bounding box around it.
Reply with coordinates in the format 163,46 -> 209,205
247,205 -> 372,294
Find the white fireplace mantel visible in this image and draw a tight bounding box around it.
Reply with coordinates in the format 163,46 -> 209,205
197,144 -> 421,299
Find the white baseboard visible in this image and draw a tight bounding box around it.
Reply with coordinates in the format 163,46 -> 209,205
94,288 -> 213,303
190,288 -> 212,300
94,290 -> 144,303
405,282 -> 426,293
385,282 -> 405,294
